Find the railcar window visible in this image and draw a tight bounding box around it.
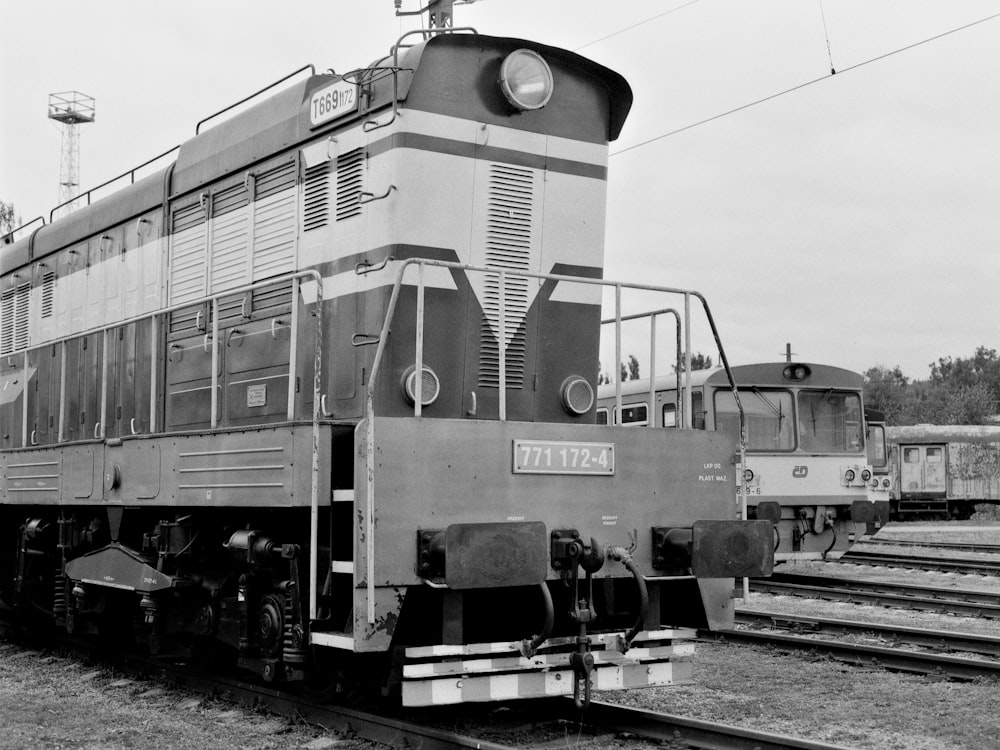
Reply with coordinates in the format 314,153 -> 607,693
692,391 -> 705,430
596,408 -> 609,425
926,447 -> 943,463
904,447 -> 920,463
621,404 -> 647,426
662,403 -> 676,428
866,424 -> 887,468
798,390 -> 863,453
713,389 -> 794,451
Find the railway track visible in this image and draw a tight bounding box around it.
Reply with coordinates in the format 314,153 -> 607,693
0,624 -> 858,750
856,537 -> 1000,555
751,572 -> 1000,618
712,609 -> 1000,680
839,549 -> 1000,575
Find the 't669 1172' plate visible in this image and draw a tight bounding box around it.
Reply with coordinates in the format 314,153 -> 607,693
512,439 -> 614,475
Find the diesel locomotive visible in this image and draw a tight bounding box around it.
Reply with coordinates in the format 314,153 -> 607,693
0,10 -> 771,707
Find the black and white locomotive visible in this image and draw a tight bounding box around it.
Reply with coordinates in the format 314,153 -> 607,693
1,6 -> 771,707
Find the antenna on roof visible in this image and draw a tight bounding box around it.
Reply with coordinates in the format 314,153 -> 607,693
394,0 -> 483,29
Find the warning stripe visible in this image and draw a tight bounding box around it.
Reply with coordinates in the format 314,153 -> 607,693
402,660 -> 693,707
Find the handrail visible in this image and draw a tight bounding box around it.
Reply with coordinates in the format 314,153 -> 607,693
601,307 -> 683,429
49,146 -> 179,222
2,216 -> 44,246
196,64 -> 316,135
359,257 -> 741,623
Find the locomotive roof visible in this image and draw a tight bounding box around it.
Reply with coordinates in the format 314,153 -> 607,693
597,362 -> 863,399
885,424 -> 1000,444
2,32 -> 632,274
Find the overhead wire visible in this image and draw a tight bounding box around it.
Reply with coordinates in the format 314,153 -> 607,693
610,9 -> 1000,158
572,0 -> 702,52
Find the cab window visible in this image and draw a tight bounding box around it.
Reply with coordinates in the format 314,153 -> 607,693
904,447 -> 920,463
866,424 -> 887,468
798,390 -> 863,453
713,389 -> 794,450
926,446 -> 943,463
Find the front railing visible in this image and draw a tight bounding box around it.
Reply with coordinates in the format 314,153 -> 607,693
358,258 -> 747,623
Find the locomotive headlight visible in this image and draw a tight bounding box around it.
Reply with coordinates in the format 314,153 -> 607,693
402,365 -> 440,406
560,375 -> 594,416
499,49 -> 554,111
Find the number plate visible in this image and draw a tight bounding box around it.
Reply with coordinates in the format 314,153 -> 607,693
513,440 -> 614,476
309,80 -> 359,127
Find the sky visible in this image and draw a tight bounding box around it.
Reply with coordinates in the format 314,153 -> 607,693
2,0 -> 999,381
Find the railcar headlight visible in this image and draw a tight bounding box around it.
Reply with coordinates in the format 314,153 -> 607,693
499,49 -> 554,111
560,376 -> 594,416
843,468 -> 856,483
782,364 -> 811,381
860,468 -> 872,482
402,365 -> 440,406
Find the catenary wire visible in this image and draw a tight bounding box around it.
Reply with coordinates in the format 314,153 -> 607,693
611,9 -> 1000,158
572,0 -> 702,52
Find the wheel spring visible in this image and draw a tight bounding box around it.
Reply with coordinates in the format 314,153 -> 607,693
53,572 -> 68,623
282,588 -> 306,665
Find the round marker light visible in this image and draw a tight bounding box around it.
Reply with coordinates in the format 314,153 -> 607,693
843,469 -> 856,483
499,49 -> 554,111
560,376 -> 595,416
882,478 -> 891,488
743,468 -> 754,483
402,365 -> 440,406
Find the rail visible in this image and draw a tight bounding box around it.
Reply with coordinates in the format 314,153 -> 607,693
360,258 -> 743,622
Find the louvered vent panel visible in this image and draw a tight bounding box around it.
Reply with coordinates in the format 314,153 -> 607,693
253,279 -> 293,314
211,184 -> 250,292
478,164 -> 534,389
336,148 -> 364,221
0,283 -> 29,355
169,202 -> 207,305
303,162 -> 332,231
169,305 -> 203,336
252,162 -> 297,280
215,293 -> 246,326
41,272 -> 56,318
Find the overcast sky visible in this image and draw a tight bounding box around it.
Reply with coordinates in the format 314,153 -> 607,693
2,1 -> 998,380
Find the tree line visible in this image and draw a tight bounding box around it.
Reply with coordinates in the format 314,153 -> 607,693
864,346 -> 1000,426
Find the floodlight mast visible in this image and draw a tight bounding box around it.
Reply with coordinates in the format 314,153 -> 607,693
47,91 -> 95,218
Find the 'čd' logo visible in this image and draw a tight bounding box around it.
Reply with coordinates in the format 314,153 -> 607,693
792,466 -> 808,478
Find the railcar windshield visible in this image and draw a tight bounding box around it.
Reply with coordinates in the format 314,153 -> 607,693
713,389 -> 795,451
798,390 -> 863,453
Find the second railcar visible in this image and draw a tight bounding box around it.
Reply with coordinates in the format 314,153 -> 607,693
598,362 -> 890,559
885,425 -> 1000,519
